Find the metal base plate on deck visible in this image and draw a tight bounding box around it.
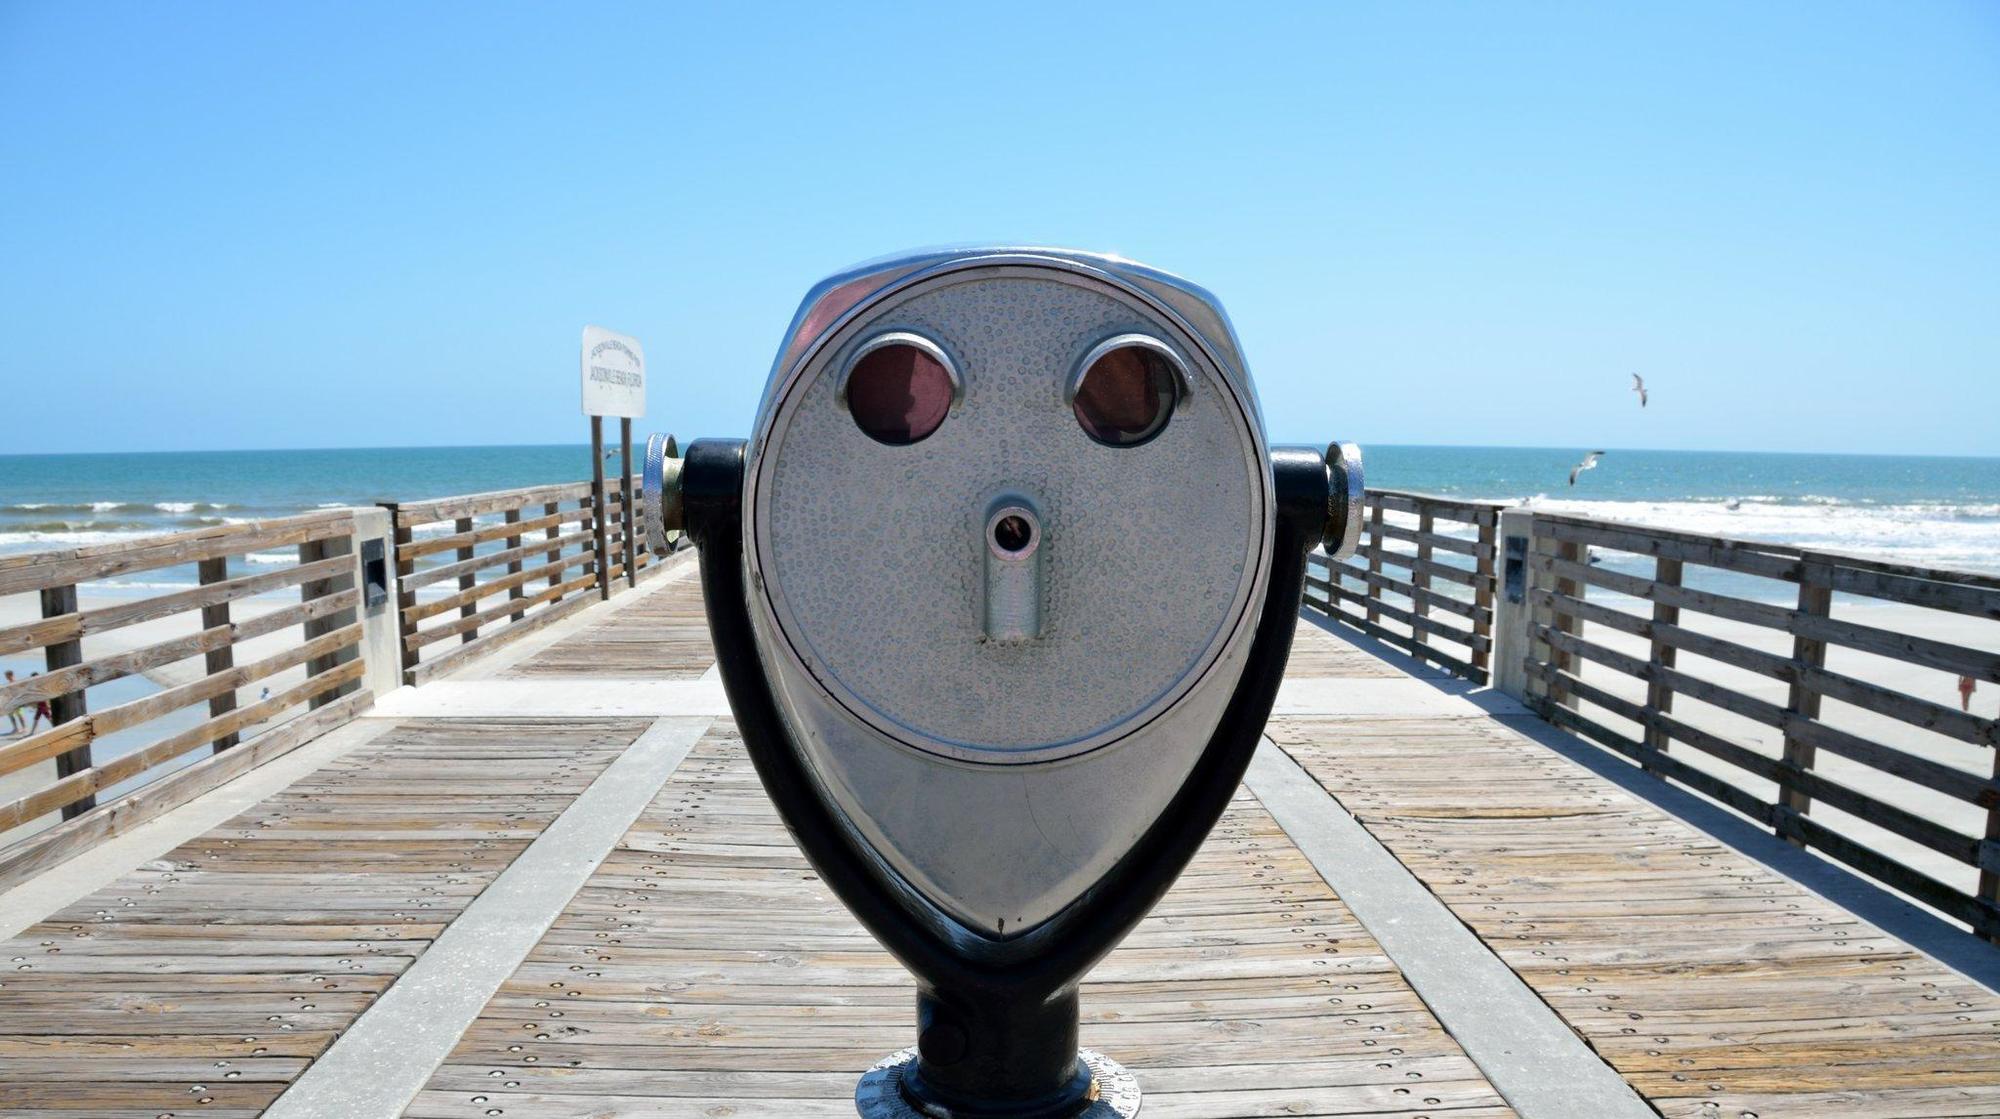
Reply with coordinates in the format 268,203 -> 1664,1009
855,1047 -> 1141,1118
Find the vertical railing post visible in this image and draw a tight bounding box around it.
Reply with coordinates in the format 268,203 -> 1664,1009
1980,750 -> 2000,944
1412,508 -> 1435,660
1550,537 -> 1584,710
544,500 -> 563,593
504,507 -> 527,623
1524,528 -> 1556,714
197,556 -> 240,753
1524,526 -> 1582,714
300,530 -> 358,709
591,415 -> 611,601
621,416 -> 638,589
1363,498 -> 1385,625
40,583 -> 93,819
1777,561 -> 1833,846
383,503 -> 419,687
1641,557 -> 1683,772
1471,512 -> 1497,681
453,516 -> 478,643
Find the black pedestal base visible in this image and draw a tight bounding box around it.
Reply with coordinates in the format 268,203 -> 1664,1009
857,1047 -> 1141,1118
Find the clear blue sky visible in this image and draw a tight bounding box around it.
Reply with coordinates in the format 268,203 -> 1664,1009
2,2 -> 1995,456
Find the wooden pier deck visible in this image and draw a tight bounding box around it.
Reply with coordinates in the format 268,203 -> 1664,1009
4,558 -> 1999,1118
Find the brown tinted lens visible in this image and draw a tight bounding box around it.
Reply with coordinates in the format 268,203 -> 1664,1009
846,343 -> 952,445
1073,346 -> 1177,446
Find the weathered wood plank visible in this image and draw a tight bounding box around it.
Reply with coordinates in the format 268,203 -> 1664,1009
391,483 -> 596,527
0,512 -> 354,596
0,715 -> 645,1116
0,554 -> 351,658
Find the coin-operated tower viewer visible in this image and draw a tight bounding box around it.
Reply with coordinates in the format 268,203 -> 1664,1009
644,247 -> 1364,1118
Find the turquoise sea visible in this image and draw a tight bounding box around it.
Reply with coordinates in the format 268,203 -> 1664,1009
3,443 -> 1999,585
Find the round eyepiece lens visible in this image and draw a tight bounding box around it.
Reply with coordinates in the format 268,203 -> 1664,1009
846,343 -> 952,445
992,513 -> 1033,554
1073,345 -> 1178,447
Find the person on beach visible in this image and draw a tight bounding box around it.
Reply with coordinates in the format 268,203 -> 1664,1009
4,670 -> 23,736
1962,674 -> 1979,713
27,673 -> 51,733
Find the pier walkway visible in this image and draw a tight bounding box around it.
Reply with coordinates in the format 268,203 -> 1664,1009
3,557 -> 1999,1118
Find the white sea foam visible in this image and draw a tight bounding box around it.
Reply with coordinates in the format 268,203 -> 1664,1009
244,552 -> 295,565
1496,496 -> 2000,574
0,529 -> 155,548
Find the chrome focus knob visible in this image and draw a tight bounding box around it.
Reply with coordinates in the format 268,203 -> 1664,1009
641,432 -> 682,555
1324,441 -> 1364,560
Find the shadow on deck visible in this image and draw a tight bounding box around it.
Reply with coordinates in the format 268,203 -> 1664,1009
3,556 -> 1998,1119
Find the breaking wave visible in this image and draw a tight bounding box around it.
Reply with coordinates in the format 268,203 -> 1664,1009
1500,495 -> 2000,574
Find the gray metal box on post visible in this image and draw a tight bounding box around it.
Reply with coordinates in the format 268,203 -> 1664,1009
349,506 -> 405,701
1491,508 -> 1536,703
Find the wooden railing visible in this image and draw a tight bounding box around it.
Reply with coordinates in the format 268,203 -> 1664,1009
0,511 -> 374,889
1517,513 -> 2000,938
1305,490 -> 1502,683
383,477 -> 662,686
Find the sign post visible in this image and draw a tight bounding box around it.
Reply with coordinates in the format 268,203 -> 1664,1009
581,326 -> 646,597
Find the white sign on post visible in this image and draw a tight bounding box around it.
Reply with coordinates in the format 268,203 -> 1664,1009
580,325 -> 646,418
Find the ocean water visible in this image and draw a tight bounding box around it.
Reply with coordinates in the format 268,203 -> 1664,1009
0,445 -> 609,589
1367,445 -> 2000,575
3,444 -> 1998,586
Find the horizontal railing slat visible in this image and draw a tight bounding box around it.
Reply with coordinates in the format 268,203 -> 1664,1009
1371,522 -> 1481,556
1307,593 -> 1486,680
400,527 -> 597,591
401,507 -> 592,561
0,623 -> 363,780
0,658 -> 365,830
0,588 -> 358,712
405,590 -> 597,687
1371,490 -> 1499,526
1335,581 -> 1489,651
403,552 -> 593,624
1533,571 -> 1998,749
0,511 -> 354,596
1328,561 -> 1489,623
404,569 -> 599,652
1534,640 -> 1979,865
1536,510 -> 2000,595
1531,541 -> 2000,681
392,482 -> 595,526
0,554 -> 352,658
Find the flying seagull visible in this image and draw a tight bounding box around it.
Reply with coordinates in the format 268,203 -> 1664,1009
1631,373 -> 1648,408
1568,450 -> 1605,487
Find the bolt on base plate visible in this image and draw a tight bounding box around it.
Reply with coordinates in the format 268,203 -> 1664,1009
855,1047 -> 1141,1118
